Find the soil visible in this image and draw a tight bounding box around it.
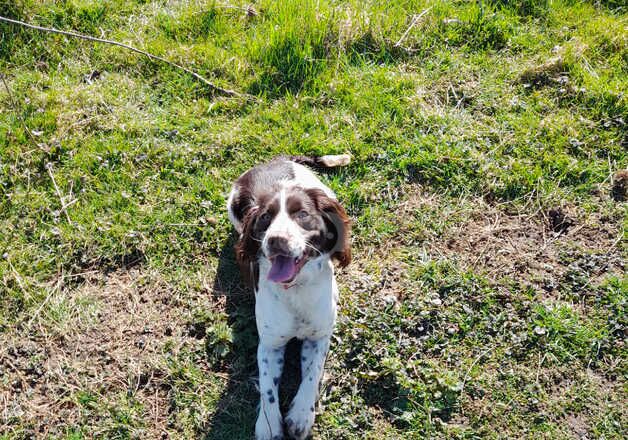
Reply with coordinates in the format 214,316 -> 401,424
424,199 -> 624,293
0,269 -> 201,437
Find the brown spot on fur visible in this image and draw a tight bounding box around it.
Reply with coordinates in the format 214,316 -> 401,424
286,189 -> 326,232
306,188 -> 352,268
235,197 -> 280,264
230,159 -> 295,225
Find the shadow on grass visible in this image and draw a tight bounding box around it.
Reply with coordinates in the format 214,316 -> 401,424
204,233 -> 302,439
203,232 -> 256,439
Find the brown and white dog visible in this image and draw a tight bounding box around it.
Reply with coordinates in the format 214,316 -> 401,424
227,155 -> 351,439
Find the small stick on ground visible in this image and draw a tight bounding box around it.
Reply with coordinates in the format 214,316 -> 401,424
535,352 -> 547,384
0,15 -> 253,100
6,258 -> 29,298
395,7 -> 432,48
46,163 -> 72,224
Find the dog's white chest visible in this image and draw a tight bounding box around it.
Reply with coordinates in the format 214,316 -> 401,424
256,257 -> 338,346
288,282 -> 337,340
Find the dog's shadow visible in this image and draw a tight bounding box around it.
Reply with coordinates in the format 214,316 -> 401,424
204,233 -> 303,440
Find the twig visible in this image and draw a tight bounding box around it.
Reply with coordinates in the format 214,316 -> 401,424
6,258 -> 28,297
0,15 -> 251,99
535,352 -> 547,384
395,7 -> 432,48
45,163 -> 72,224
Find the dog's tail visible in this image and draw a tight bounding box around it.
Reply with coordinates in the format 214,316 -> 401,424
288,154 -> 351,169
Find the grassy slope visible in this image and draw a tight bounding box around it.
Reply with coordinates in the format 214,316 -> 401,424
0,0 -> 626,438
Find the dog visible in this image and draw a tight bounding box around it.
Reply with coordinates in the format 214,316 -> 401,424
227,155 -> 351,439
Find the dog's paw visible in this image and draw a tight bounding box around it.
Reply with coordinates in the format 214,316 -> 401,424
284,402 -> 315,440
255,407 -> 283,440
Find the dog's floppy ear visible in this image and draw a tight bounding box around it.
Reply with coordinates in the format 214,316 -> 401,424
234,206 -> 260,265
306,189 -> 351,268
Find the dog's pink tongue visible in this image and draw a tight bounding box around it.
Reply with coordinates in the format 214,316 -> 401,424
268,255 -> 297,283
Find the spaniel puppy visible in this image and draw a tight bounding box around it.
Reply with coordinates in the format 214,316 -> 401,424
227,155 -> 351,440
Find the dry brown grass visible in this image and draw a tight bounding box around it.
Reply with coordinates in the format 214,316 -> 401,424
0,269 -> 206,437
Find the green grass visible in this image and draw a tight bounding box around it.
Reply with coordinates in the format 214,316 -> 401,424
1,0 -> 626,438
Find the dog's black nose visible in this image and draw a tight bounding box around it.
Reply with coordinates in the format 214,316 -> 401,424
267,236 -> 291,256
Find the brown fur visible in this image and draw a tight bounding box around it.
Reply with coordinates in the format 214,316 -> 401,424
234,187 -> 351,289
305,188 -> 352,268
234,207 -> 260,289
235,207 -> 259,262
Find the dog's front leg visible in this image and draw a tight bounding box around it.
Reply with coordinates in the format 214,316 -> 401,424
285,336 -> 330,440
255,343 -> 286,440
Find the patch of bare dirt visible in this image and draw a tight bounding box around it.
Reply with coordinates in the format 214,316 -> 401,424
548,370 -> 626,440
0,269 -> 206,437
354,186 -> 624,298
426,199 -> 624,292
612,169 -> 628,202
565,414 -> 590,439
340,187 -> 624,305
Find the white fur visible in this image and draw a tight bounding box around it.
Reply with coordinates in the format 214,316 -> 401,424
254,256 -> 337,440
261,188 -> 306,260
319,153 -> 351,167
227,160 -> 341,440
291,162 -> 337,199
226,188 -> 242,234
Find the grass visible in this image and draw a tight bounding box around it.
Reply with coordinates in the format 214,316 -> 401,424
0,0 -> 626,438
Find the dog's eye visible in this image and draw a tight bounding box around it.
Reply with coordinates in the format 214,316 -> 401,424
296,210 -> 309,219
259,212 -> 271,224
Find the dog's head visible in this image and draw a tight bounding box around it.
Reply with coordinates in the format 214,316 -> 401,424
235,186 -> 350,284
